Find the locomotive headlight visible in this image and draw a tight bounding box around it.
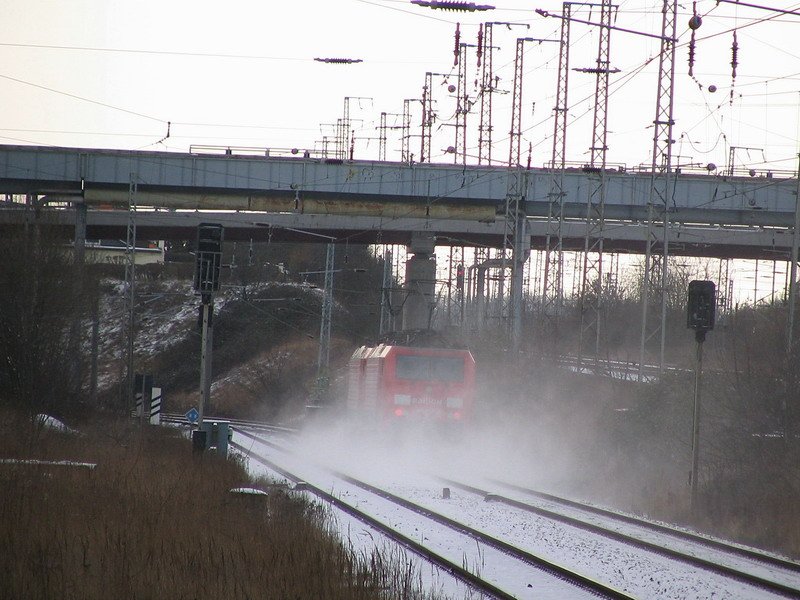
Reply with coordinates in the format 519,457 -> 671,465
446,397 -> 463,409
394,394 -> 412,406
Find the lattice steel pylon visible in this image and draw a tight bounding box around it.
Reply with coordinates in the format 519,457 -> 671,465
477,22 -> 528,166
508,38 -> 527,171
638,0 -> 678,379
378,112 -> 388,161
402,100 -> 413,162
421,72 -> 434,163
478,23 -> 496,165
336,118 -> 346,160
455,43 -> 470,165
502,37 -> 534,349
578,0 -> 617,362
123,175 -> 137,407
338,97 -> 371,160
542,4 -> 572,328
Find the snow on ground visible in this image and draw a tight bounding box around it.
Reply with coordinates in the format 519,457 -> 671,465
92,278 -> 306,393
34,414 -> 79,434
234,435 -> 477,600
235,422 -> 799,600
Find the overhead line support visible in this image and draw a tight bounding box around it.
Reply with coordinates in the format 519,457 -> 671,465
124,175 -> 137,410
542,2 -> 572,337
639,0 -> 678,380
579,0 -> 616,365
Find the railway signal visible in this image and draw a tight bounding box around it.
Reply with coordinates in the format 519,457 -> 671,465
194,223 -> 224,443
687,279 -> 716,340
194,223 -> 224,297
687,280 -> 716,512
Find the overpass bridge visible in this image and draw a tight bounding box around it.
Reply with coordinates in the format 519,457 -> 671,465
0,144 -> 798,260
4,143 -> 800,373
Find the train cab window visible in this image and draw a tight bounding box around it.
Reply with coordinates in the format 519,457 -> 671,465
395,355 -> 464,382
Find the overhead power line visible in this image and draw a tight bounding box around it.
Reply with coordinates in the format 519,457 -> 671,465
0,41 -> 310,61
0,72 -> 166,123
715,0 -> 800,17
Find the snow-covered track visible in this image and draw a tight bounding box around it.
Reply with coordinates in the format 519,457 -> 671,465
230,438 -> 514,600
490,478 -> 800,576
233,429 -> 633,599
439,477 -> 800,599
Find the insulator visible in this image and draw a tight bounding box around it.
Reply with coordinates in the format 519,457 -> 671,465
731,31 -> 739,80
411,0 -> 495,11
477,23 -> 483,67
313,57 -> 363,64
454,22 -> 461,65
688,2 -> 699,77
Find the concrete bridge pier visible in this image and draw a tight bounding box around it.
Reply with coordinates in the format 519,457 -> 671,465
402,232 -> 437,331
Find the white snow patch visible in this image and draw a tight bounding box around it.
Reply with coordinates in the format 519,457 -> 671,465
34,414 -> 78,435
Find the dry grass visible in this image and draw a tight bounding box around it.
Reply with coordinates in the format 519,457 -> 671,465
0,411 -> 442,600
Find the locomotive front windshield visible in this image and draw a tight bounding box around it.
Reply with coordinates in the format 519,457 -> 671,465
395,355 -> 465,382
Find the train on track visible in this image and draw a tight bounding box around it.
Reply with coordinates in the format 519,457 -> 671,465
346,336 -> 476,426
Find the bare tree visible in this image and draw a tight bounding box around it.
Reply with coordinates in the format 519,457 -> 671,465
0,222 -> 92,417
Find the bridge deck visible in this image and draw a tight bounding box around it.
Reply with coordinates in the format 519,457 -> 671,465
0,144 -> 797,259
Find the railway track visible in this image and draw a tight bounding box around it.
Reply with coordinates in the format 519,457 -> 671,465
169,420 -> 800,598
233,428 -> 633,600
160,412 -> 297,435
489,478 -> 800,576
437,476 -> 800,599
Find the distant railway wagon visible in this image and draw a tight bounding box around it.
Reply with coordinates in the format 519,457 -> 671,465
347,344 -> 476,424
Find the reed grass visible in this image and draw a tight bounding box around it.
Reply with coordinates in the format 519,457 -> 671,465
0,412 -> 443,600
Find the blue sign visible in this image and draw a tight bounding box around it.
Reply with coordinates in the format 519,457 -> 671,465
185,407 -> 199,424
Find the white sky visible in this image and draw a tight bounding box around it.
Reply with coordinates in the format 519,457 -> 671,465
1,0 -> 799,172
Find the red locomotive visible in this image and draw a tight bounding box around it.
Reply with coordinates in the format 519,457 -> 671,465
346,342 -> 476,425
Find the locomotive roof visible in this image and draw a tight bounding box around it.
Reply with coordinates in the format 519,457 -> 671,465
351,343 -> 473,360
373,328 -> 469,349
